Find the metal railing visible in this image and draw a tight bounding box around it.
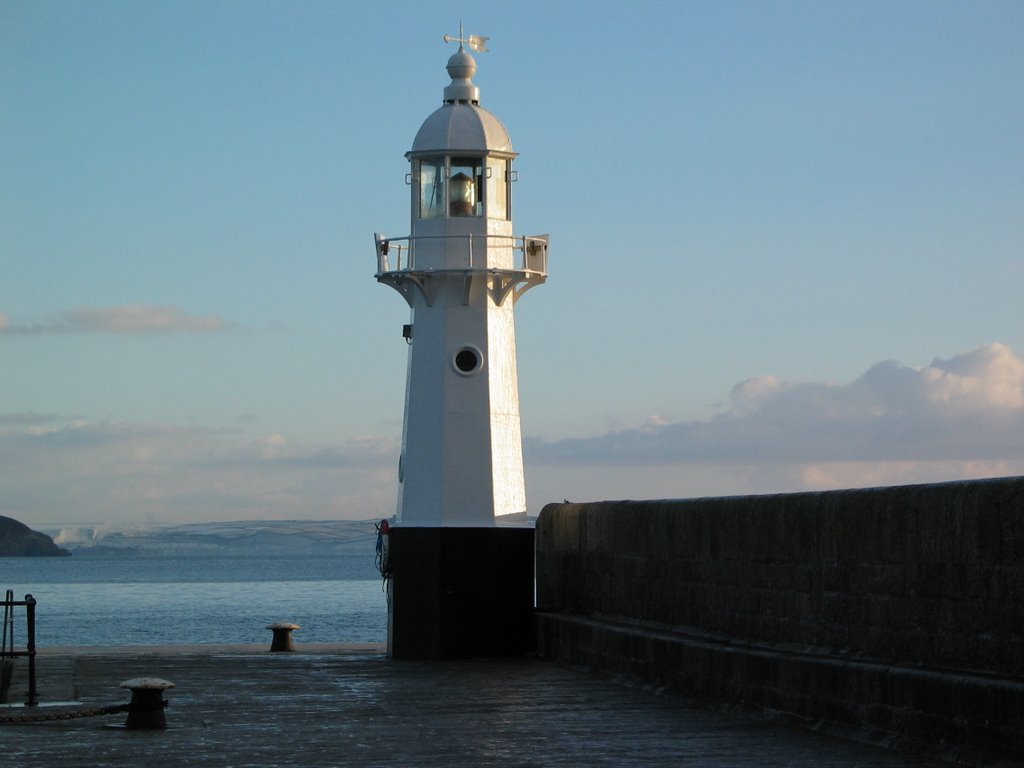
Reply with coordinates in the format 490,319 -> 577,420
374,233 -> 549,276
1,590 -> 37,706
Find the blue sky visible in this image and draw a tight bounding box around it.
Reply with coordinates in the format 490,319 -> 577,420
2,1 -> 1023,528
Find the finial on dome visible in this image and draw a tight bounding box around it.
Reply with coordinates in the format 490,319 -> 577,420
446,49 -> 477,81
441,24 -> 488,104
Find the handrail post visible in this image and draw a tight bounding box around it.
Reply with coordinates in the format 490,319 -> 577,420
25,594 -> 37,706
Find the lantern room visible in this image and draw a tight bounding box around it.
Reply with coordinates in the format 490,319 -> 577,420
411,155 -> 511,220
407,49 -> 514,219
376,39 -> 545,301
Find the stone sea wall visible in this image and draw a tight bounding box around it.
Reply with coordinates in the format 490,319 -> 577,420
534,477 -> 1024,761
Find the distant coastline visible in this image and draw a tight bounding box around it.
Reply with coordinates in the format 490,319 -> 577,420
44,518 -> 380,559
0,515 -> 70,557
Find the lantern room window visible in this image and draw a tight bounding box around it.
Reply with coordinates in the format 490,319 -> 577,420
415,156 -> 486,219
486,157 -> 509,220
449,157 -> 483,217
418,158 -> 446,219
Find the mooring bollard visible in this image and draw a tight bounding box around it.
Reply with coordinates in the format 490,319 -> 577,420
119,677 -> 175,729
266,622 -> 300,652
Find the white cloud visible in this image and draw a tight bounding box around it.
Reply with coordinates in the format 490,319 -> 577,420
196,432 -> 398,469
5,344 -> 1023,525
0,412 -> 60,427
729,375 -> 785,414
527,342 -> 1024,466
524,458 -> 1024,512
0,415 -> 399,525
0,305 -> 228,334
920,343 -> 1024,411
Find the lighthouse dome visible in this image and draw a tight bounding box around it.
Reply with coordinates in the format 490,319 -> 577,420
408,50 -> 515,156
411,103 -> 513,155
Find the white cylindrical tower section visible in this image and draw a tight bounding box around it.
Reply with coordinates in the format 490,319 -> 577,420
387,47 -> 532,526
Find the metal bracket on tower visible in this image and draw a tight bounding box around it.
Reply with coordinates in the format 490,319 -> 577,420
490,274 -> 517,306
489,272 -> 547,306
376,273 -> 436,308
462,273 -> 476,306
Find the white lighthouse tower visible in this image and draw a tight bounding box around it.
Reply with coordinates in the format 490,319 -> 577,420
375,33 -> 548,527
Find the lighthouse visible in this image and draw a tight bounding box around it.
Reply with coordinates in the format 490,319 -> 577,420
373,32 -> 545,657
375,33 -> 547,527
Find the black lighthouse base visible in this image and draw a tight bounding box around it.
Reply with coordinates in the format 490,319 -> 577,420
387,526 -> 535,659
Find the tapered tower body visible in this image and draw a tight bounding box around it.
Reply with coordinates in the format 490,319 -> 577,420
375,42 -> 547,527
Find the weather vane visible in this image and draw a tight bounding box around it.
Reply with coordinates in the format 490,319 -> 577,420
443,22 -> 489,53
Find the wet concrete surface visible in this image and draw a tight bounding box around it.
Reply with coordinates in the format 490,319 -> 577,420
2,645 -> 959,767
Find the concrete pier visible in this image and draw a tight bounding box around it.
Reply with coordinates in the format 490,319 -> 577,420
0,645 -> 961,767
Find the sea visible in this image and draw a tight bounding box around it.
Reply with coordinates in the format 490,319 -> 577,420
1,553 -> 387,647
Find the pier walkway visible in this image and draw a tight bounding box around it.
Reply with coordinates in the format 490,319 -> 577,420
4,645 -> 959,767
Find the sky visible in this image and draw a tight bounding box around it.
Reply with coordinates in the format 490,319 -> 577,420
2,0 -> 1023,529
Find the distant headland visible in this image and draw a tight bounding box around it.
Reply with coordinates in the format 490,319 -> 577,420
0,515 -> 70,557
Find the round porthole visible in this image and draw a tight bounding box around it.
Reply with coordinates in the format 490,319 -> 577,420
453,346 -> 482,375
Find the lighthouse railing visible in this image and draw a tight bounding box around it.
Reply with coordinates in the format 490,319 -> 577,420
374,233 -> 547,276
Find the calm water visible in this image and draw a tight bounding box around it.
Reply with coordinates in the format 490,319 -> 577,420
1,554 -> 387,646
